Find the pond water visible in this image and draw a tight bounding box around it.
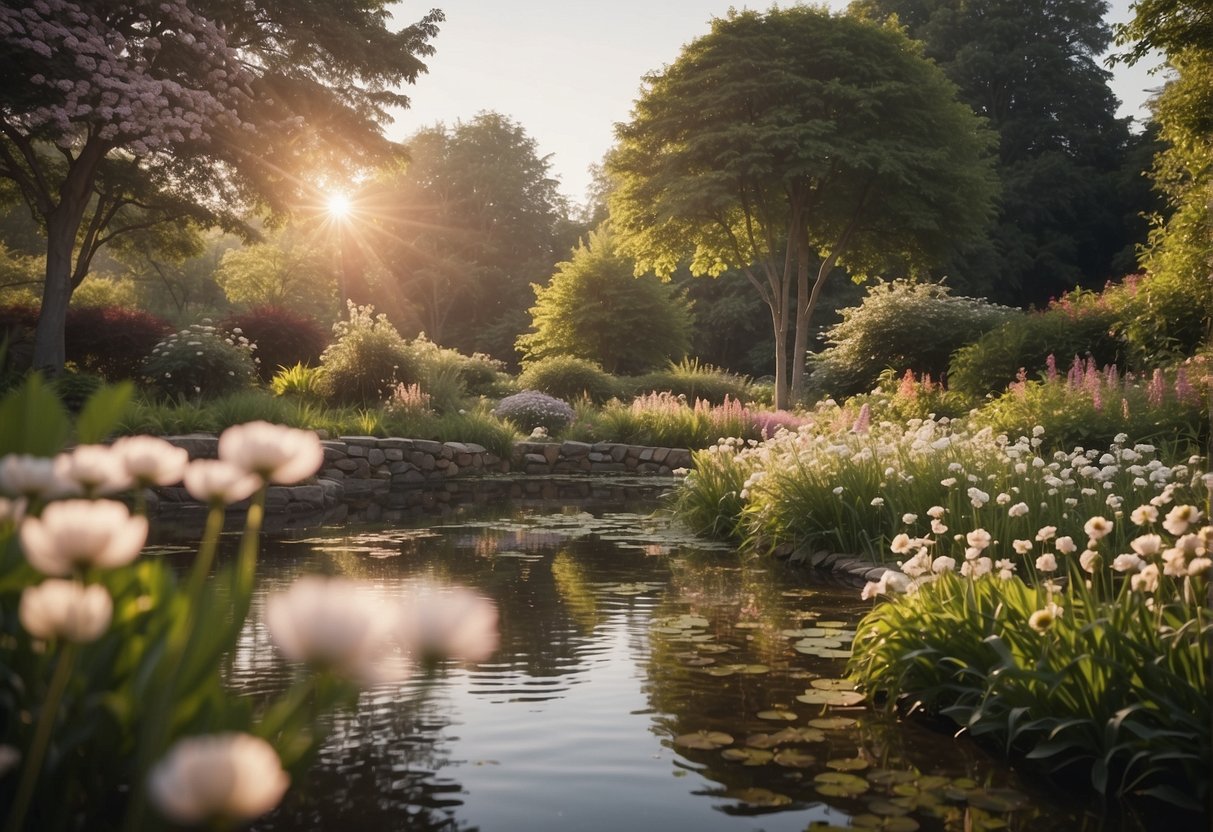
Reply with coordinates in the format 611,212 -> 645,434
213,492 -> 1118,832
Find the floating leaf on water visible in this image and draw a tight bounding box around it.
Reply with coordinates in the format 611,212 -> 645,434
733,621 -> 762,630
731,664 -> 770,675
868,770 -> 918,787
794,637 -> 845,650
821,648 -> 854,658
810,678 -> 856,691
866,798 -> 914,817
773,749 -> 816,768
809,717 -> 858,730
721,747 -> 774,766
826,756 -> 871,772
684,656 -> 716,667
813,772 -> 870,797
781,589 -> 817,598
951,777 -> 978,790
916,775 -> 950,791
681,616 -> 710,628
794,644 -> 842,657
689,634 -> 716,643
744,732 -> 781,749
815,620 -> 850,628
673,730 -> 734,750
704,666 -> 737,677
964,788 -> 1029,813
726,787 -> 792,807
696,643 -> 732,654
795,689 -> 866,706
655,626 -> 688,635
756,709 -> 798,721
851,814 -> 920,831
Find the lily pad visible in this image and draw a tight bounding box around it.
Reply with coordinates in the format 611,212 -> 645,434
733,621 -> 762,630
809,716 -> 858,730
810,678 -> 856,691
868,770 -> 918,787
866,798 -> 914,816
814,772 -> 870,797
726,787 -> 792,807
730,663 -> 770,675
851,814 -> 920,831
683,656 -> 716,667
704,666 -> 737,677
756,709 -> 799,721
826,756 -> 871,772
721,747 -> 774,766
796,689 -> 867,706
673,730 -> 733,750
696,643 -> 732,654
773,749 -> 816,768
965,788 -> 1028,812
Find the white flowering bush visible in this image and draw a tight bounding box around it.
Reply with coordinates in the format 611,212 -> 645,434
493,390 -> 576,434
141,320 -> 258,400
317,303 -> 417,405
850,508 -> 1211,807
0,376 -> 498,830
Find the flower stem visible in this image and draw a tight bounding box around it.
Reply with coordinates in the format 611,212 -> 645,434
6,642 -> 77,832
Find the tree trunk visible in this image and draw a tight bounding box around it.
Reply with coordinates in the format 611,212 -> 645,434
31,209 -> 84,375
788,236 -> 812,404
768,299 -> 789,410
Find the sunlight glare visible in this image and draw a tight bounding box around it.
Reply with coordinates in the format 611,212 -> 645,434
326,191 -> 352,220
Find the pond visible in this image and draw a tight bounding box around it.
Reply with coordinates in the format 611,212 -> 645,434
205,489 -> 1116,832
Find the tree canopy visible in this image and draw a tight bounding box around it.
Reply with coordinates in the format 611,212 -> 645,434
518,227 -> 692,374
0,0 -> 442,371
608,6 -> 997,407
851,0 -> 1150,304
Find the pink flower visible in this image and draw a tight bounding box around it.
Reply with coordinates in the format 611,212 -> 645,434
397,585 -> 499,664
112,435 -> 190,486
148,733 -> 289,825
19,580 -> 112,643
219,421 -> 323,484
183,459 -> 261,506
20,499 -> 147,576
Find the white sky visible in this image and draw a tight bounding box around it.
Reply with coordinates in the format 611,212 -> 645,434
388,1 -> 1163,209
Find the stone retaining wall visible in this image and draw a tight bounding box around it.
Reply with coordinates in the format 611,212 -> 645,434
149,434 -> 693,530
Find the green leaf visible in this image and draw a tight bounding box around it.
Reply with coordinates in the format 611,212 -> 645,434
75,382 -> 134,443
0,373 -> 70,456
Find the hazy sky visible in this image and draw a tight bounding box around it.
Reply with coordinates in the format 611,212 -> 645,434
388,1 -> 1162,208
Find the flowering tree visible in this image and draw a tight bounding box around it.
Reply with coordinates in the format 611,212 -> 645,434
0,0 -> 442,372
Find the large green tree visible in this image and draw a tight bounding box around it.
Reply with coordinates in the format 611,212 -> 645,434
608,7 -> 997,408
215,226 -> 338,321
0,0 -> 442,372
517,227 -> 692,374
852,0 -> 1149,304
364,112 -> 572,363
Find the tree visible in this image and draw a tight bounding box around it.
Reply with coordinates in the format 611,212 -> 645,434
364,112 -> 572,364
517,227 -> 692,374
608,7 -> 997,408
0,0 -> 442,372
851,0 -> 1149,305
215,226 -> 338,321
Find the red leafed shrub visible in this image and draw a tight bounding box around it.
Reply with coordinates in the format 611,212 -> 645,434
223,305 -> 328,381
64,305 -> 172,381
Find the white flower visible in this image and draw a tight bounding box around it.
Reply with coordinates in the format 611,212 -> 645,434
218,421 -> 323,484
266,577 -> 406,685
965,529 -> 992,550
832,486 -> 844,496
1083,516 -> 1113,540
901,513 -> 917,525
995,558 -> 1016,580
1163,505 -> 1202,536
940,477 -> 957,488
1035,553 -> 1058,573
1035,526 -> 1057,542
1130,563 -> 1160,593
148,733 -> 289,825
889,533 -> 914,555
20,499 -> 147,576
1162,547 -> 1189,578
0,455 -> 76,500
1012,539 -> 1033,555
1007,502 -> 1029,518
397,585 -> 499,664
112,436 -> 190,486
931,556 -> 956,574
870,497 -> 884,508
1112,553 -> 1145,573
926,506 -> 946,519
1029,603 -> 1062,633
1188,557 -> 1212,578
930,519 -> 948,535
967,487 -> 989,508
183,460 -> 261,506
1079,549 -> 1102,573
1130,505 -> 1158,526
961,556 -> 993,579
1055,536 -> 1077,555
1129,534 -> 1163,558
19,580 -> 112,642
53,445 -> 133,495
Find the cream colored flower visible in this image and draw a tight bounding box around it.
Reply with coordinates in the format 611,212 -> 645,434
1029,603 -> 1063,633
1129,534 -> 1163,558
1035,553 -> 1058,573
1083,516 -> 1113,540
53,445 -> 132,496
148,733 -> 289,825
183,460 -> 261,506
1188,557 -> 1212,578
1163,505 -> 1202,536
1012,539 -> 1033,555
965,529 -> 991,550
20,499 -> 147,576
931,555 -> 956,574
0,455 -> 76,500
1079,549 -> 1103,573
889,533 -> 914,555
1055,536 -> 1077,555
112,435 -> 190,486
1035,526 -> 1057,542
1112,553 -> 1145,573
1008,502 -> 1029,518
19,580 -> 112,642
1130,505 -> 1158,526
926,505 -> 946,519
266,577 -> 407,685
397,585 -> 499,664
1130,563 -> 1160,593
961,556 -> 993,579
218,421 -> 323,484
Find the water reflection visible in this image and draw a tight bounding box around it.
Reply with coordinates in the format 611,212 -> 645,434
225,504 -> 1124,831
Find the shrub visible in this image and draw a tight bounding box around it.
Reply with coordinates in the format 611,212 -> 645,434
808,280 -> 1016,398
317,304 -> 416,405
141,321 -> 259,400
50,370 -> 106,413
516,355 -> 617,404
0,304 -> 41,374
223,305 -> 328,382
572,392 -> 807,449
846,369 -> 977,424
385,382 -> 434,419
948,291 -> 1125,396
270,363 -> 325,399
493,390 -> 576,434
60,305 -> 172,381
666,442 -> 756,540
1103,271 -> 1213,364
623,358 -> 751,405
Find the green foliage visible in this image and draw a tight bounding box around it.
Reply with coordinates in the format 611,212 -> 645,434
493,391 -> 576,435
948,294 -> 1125,396
854,0 -> 1148,305
807,281 -> 1015,398
608,5 -> 997,407
666,444 -> 756,540
517,228 -> 692,374
381,404 -> 519,458
404,335 -> 509,411
49,370 -> 105,414
850,562 -> 1210,807
215,227 -> 338,321
1103,271 -> 1213,364
516,356 -> 618,404
317,304 -> 416,405
223,305 -> 329,382
847,369 -> 976,424
141,321 -> 259,400
975,358 -> 1208,452
622,358 -> 751,406
270,363 -> 325,400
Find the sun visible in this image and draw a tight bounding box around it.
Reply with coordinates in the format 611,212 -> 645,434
326,191 -> 352,220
